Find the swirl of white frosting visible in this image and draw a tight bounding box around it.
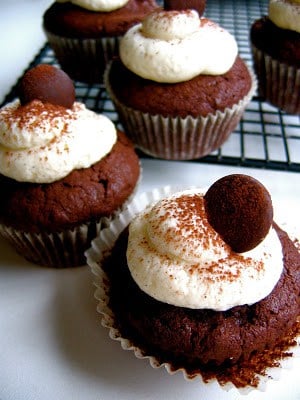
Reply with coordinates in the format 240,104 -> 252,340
142,9 -> 200,40
269,0 -> 300,33
120,10 -> 238,83
0,99 -> 117,183
56,0 -> 129,12
127,189 -> 284,311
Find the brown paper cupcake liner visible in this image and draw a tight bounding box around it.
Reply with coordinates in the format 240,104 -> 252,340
86,187 -> 300,393
44,29 -> 120,83
251,44 -> 300,114
105,64 -> 257,160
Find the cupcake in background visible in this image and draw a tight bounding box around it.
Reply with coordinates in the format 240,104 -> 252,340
43,0 -> 159,83
86,175 -> 300,390
250,0 -> 300,114
0,64 -> 141,268
105,5 -> 256,160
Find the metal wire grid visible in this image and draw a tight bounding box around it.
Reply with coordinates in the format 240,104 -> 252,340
2,0 -> 300,172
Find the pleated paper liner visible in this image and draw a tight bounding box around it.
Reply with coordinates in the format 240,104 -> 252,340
44,29 -> 120,83
252,44 -> 300,115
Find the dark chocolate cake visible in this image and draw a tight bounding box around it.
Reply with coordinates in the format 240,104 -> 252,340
108,55 -> 252,118
0,131 -> 140,233
251,16 -> 300,68
43,0 -> 160,38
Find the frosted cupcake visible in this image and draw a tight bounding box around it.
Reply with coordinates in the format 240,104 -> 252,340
87,175 -> 300,390
0,64 -> 140,268
43,0 -> 159,83
105,9 -> 256,160
250,0 -> 300,114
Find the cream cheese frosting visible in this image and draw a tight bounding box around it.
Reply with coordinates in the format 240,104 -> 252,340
119,10 -> 238,83
0,99 -> 117,183
127,189 -> 284,311
56,0 -> 129,12
269,0 -> 300,33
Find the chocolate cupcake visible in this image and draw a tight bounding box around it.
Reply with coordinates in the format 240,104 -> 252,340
86,177 -> 300,390
250,0 -> 300,114
105,8 -> 256,160
0,64 -> 141,267
43,0 -> 159,83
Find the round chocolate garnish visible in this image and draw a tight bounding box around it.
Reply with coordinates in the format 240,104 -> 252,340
204,174 -> 273,253
19,64 -> 75,108
164,0 -> 206,16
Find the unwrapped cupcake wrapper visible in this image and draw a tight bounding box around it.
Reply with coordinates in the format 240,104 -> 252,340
105,65 -> 257,160
44,28 -> 120,83
251,44 -> 300,114
86,186 -> 300,393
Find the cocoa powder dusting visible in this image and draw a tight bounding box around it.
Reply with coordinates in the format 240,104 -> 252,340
2,100 -> 69,132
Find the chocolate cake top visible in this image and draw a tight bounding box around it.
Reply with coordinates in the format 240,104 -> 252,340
43,0 -> 160,38
251,16 -> 300,68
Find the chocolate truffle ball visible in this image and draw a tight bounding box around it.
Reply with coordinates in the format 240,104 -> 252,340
204,174 -> 273,253
19,64 -> 75,108
164,0 -> 206,16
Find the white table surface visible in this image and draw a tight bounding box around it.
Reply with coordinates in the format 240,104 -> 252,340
0,2 -> 300,400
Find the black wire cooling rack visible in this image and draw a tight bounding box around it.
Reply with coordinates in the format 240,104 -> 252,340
2,0 -> 300,172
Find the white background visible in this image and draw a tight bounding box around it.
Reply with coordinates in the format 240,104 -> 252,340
0,1 -> 299,400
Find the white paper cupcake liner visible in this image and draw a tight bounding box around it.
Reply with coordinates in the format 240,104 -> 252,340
86,186 -> 300,393
105,64 -> 257,160
251,44 -> 300,114
44,28 -> 120,83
